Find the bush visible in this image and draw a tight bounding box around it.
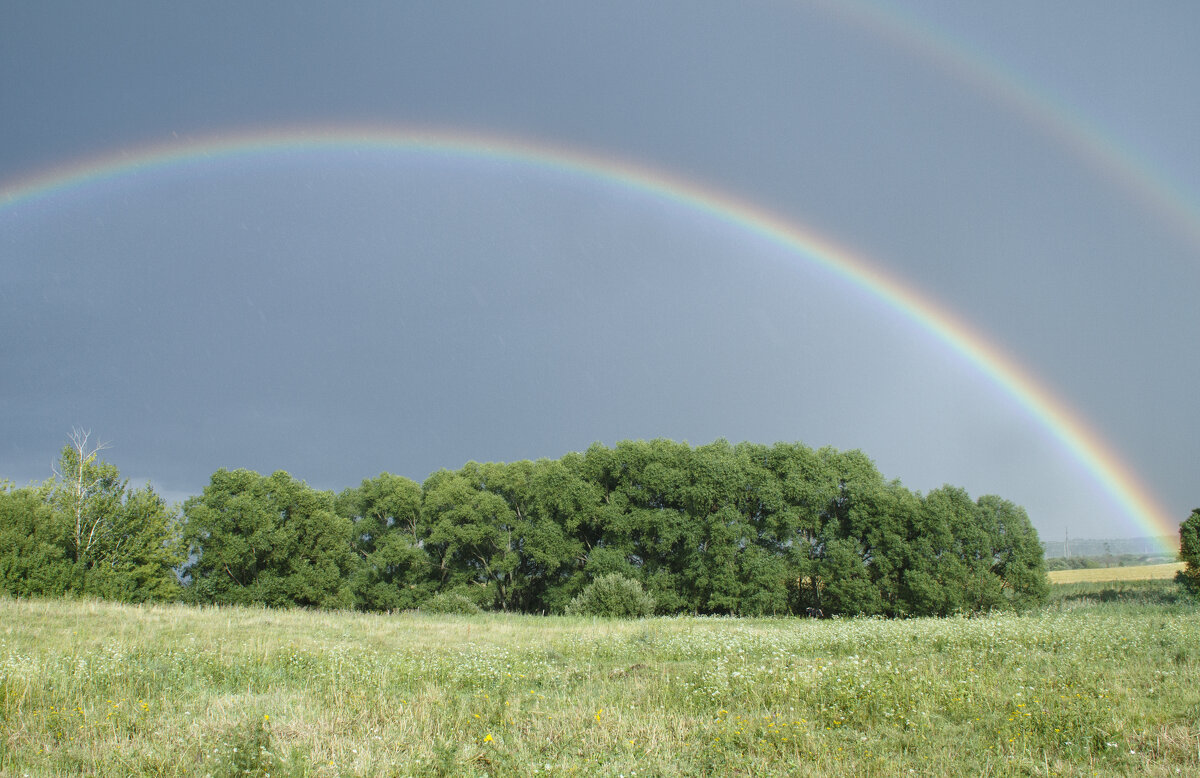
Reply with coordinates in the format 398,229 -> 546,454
1177,508 -> 1200,595
565,574 -> 656,618
420,591 -> 483,615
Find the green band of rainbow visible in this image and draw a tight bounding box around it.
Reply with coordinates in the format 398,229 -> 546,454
0,125 -> 1178,549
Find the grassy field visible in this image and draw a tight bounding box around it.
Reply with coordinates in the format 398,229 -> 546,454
1047,562 -> 1184,585
2,585 -> 1199,777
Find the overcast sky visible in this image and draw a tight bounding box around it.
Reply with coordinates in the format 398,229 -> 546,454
2,1 -> 1197,542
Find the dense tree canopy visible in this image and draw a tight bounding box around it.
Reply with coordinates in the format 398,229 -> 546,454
365,438 -> 1047,616
0,433 -> 181,602
182,469 -> 355,609
337,473 -> 432,612
3,435 -> 1052,615
0,485 -> 73,597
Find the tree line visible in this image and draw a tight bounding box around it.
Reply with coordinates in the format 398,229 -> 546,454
1,433 -> 1052,616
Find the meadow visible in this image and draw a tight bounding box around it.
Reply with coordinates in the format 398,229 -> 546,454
2,583 -> 1198,777
1046,562 -> 1183,585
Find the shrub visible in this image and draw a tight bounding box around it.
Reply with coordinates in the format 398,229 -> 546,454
420,591 -> 483,615
1177,508 -> 1200,595
565,573 -> 656,618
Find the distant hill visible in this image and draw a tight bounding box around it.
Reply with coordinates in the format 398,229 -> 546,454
1041,536 -> 1177,559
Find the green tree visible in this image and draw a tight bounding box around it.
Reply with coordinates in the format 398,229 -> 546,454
39,431 -> 182,602
975,494 -> 1048,608
422,465 -> 516,609
764,442 -> 834,613
80,483 -> 183,602
47,430 -> 126,570
511,459 -> 590,612
183,469 -> 354,608
734,544 -> 791,616
576,444 -> 639,597
901,486 -> 977,616
0,484 -> 74,597
610,439 -> 702,614
1176,508 -> 1200,595
681,442 -> 747,614
337,473 -> 434,611
790,448 -> 909,616
730,443 -> 793,616
422,460 -> 582,612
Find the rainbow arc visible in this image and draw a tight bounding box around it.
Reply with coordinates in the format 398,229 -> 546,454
0,125 -> 1178,548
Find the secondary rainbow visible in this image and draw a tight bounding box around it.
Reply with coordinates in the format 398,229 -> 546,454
816,0 -> 1200,256
0,125 -> 1179,548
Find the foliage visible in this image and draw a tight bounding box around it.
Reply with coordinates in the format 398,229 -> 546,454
337,473 -> 435,611
420,590 -> 483,615
0,432 -> 182,602
422,460 -> 584,612
182,469 -> 355,608
976,493 -> 1049,608
10,433 -> 1050,617
79,482 -> 183,602
1176,508 -> 1200,595
1045,556 -> 1104,571
0,484 -> 73,597
1045,551 -> 1178,571
565,573 -> 656,617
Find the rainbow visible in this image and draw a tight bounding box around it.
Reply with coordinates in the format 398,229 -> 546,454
816,0 -> 1200,256
0,125 -> 1179,548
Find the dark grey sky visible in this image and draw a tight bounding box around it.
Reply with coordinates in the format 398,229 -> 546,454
2,1 -> 1197,541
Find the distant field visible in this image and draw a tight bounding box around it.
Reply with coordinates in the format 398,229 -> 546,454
2,593 -> 1199,776
1047,561 -> 1184,584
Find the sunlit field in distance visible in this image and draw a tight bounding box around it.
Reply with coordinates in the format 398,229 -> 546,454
1047,562 -> 1184,585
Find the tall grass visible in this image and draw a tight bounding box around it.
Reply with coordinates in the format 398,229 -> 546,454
2,590 -> 1198,776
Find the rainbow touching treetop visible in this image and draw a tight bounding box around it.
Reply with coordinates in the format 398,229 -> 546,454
0,125 -> 1180,551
